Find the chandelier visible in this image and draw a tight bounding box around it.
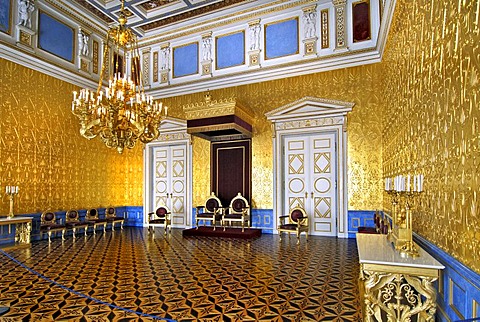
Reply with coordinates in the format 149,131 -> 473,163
71,0 -> 166,153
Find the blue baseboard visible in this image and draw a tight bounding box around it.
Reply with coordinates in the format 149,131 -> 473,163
347,210 -> 377,238
413,233 -> 480,321
0,206 -> 145,244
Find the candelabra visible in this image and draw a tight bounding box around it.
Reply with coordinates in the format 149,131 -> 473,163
5,185 -> 19,219
385,174 -> 424,257
398,192 -> 420,257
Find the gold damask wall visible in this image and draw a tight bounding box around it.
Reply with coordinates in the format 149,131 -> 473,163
0,58 -> 144,215
161,66 -> 384,210
381,0 -> 480,273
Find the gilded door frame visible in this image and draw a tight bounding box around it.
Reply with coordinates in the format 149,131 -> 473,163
266,97 -> 354,238
143,117 -> 193,228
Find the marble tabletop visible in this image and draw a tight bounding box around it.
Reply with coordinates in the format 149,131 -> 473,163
356,233 -> 444,270
0,216 -> 33,224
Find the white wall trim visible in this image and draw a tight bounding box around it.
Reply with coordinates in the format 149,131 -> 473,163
266,97 -> 354,238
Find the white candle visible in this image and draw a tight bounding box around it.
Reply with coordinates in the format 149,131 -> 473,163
407,174 -> 411,192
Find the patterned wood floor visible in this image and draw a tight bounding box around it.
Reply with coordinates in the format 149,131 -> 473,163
0,228 -> 362,321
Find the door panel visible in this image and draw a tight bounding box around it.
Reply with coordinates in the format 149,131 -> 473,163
211,140 -> 251,205
284,133 -> 337,237
153,144 -> 187,227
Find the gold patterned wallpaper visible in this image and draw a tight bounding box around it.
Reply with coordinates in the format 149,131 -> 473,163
381,0 -> 480,273
161,65 -> 384,211
0,58 -> 144,215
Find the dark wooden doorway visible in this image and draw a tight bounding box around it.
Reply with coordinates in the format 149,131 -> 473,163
211,139 -> 251,205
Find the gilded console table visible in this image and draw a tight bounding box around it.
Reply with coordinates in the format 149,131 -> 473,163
0,216 -> 32,244
356,233 -> 444,322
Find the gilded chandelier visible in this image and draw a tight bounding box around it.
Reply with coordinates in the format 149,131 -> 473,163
71,0 -> 166,153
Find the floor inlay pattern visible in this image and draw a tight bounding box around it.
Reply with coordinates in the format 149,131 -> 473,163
0,228 -> 362,321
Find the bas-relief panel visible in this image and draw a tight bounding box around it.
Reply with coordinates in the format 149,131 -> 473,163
163,65 -> 383,210
381,0 -> 480,273
0,59 -> 144,215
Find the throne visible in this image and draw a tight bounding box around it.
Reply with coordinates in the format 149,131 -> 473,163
148,206 -> 171,235
195,192 -> 224,230
40,210 -> 66,242
278,207 -> 309,243
222,192 -> 250,232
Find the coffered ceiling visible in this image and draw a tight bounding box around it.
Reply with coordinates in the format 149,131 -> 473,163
73,0 -> 252,34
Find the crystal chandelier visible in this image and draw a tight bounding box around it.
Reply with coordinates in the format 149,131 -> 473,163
71,0 -> 166,153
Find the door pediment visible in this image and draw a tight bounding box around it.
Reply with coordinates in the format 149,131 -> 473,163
266,97 -> 354,122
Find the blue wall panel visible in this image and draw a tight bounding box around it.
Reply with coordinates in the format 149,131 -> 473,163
265,18 -> 298,59
347,210 -> 376,238
0,0 -> 11,34
216,31 -> 245,69
38,12 -> 74,62
173,42 -> 198,78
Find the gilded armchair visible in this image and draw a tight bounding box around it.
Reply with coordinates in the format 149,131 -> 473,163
148,206 -> 171,235
222,192 -> 250,232
278,207 -> 309,243
65,209 -> 89,238
40,210 -> 66,242
196,192 -> 224,230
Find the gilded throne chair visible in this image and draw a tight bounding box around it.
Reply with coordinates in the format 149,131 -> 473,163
85,208 -> 107,234
278,207 -> 309,243
65,209 -> 89,238
222,192 -> 250,232
105,206 -> 124,230
148,206 -> 171,235
40,210 -> 66,242
196,192 -> 224,230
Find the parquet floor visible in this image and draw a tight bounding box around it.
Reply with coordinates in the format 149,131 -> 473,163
0,228 -> 362,321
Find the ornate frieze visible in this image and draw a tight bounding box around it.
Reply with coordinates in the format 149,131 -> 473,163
153,51 -> 158,82
334,0 -> 347,49
142,48 -> 151,87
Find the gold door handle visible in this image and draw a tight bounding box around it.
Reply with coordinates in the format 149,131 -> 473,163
311,192 -> 314,198
305,192 -> 308,199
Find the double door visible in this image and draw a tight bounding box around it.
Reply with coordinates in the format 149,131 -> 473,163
152,144 -> 187,227
284,132 -> 337,236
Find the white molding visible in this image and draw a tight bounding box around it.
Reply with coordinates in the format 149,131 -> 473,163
0,43 -> 98,89
149,48 -> 382,98
266,97 -> 354,238
143,117 -> 193,228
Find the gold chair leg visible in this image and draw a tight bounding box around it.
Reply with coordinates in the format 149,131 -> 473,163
72,228 -> 76,239
48,231 -> 52,243
62,230 -> 66,241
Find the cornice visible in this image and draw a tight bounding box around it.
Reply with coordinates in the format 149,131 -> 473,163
148,47 -> 381,98
0,42 -> 98,89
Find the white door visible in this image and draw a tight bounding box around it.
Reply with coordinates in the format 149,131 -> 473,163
153,144 -> 187,227
284,132 -> 337,236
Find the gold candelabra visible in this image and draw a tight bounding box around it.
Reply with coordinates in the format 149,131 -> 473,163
5,185 -> 19,219
385,174 -> 424,258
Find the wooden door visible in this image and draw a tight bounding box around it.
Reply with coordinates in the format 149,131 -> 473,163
211,139 -> 251,205
284,132 -> 337,236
